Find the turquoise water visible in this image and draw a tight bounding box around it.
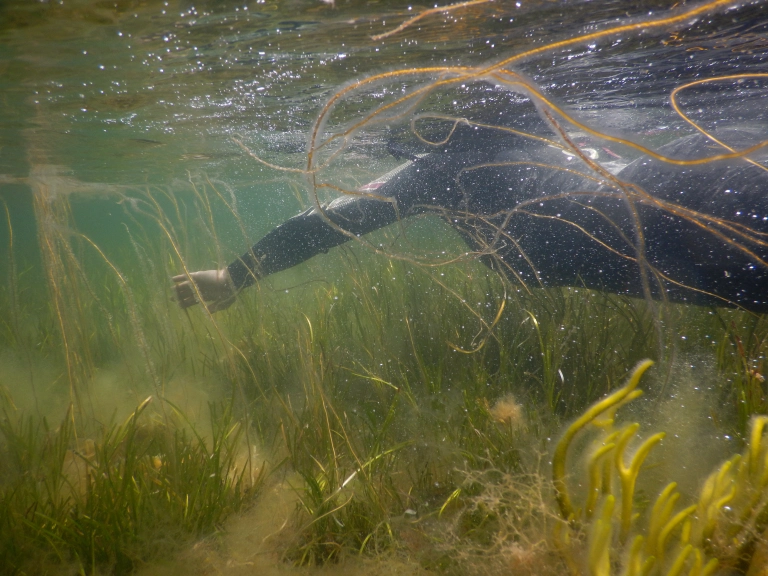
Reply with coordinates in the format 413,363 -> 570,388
2,1 -> 766,257
1,0 -> 766,267
2,1 -> 768,574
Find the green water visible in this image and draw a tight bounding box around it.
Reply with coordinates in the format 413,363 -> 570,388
1,1 -> 768,574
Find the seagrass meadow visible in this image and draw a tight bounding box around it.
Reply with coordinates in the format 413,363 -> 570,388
1,0 -> 768,574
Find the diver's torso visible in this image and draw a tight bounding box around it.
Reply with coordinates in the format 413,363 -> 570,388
392,129 -> 768,311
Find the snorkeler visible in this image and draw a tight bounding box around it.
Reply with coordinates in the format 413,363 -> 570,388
173,122 -> 768,314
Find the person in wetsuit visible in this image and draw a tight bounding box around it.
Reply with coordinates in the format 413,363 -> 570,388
173,122 -> 768,314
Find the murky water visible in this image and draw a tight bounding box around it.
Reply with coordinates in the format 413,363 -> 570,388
2,1 -> 768,574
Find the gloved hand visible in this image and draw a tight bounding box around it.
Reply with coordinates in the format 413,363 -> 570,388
172,268 -> 237,312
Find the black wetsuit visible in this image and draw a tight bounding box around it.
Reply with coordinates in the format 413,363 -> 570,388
228,126 -> 768,313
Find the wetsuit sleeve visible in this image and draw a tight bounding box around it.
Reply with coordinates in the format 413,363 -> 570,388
226,150 -> 487,289
227,194 -> 401,289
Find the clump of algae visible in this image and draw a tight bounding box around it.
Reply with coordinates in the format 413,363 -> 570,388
448,361 -> 768,576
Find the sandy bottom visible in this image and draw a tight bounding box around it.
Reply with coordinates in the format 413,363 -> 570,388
135,478 -> 429,576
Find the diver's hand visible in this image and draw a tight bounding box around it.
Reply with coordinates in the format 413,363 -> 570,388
172,268 -> 236,312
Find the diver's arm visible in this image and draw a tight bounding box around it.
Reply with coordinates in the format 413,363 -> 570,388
172,268 -> 237,312
173,149 -> 483,310
225,148 -> 492,292
171,195 -> 399,311
227,194 -> 401,289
